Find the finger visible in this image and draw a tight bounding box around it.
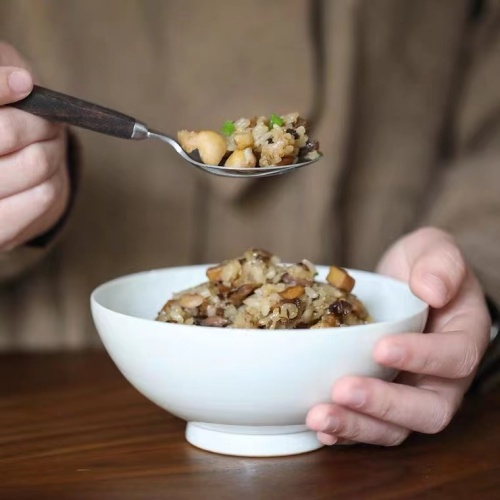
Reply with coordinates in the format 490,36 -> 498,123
374,267 -> 490,378
316,434 -> 356,446
330,376 -> 462,434
0,66 -> 33,105
427,271 -> 490,339
373,331 -> 484,379
0,134 -> 65,198
7,166 -> 69,248
0,107 -> 61,156
0,168 -> 66,249
377,227 -> 467,308
307,403 -> 409,446
316,432 -> 338,446
410,242 -> 466,309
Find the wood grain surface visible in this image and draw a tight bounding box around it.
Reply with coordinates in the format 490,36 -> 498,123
1,352 -> 499,499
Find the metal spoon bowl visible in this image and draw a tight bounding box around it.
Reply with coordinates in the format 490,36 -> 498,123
12,86 -> 322,179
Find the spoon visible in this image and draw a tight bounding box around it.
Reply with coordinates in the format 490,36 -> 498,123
12,85 -> 323,179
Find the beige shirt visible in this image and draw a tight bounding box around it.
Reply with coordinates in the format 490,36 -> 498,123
1,0 -> 500,350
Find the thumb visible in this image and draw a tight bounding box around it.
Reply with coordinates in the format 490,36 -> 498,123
0,66 -> 33,104
0,42 -> 33,104
378,227 -> 467,309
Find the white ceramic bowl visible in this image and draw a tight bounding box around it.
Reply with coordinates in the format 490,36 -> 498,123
91,265 -> 428,457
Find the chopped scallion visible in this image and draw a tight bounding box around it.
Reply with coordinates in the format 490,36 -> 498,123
269,113 -> 284,128
221,120 -> 236,136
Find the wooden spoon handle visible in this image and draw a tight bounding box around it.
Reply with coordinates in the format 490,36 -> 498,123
12,85 -> 137,139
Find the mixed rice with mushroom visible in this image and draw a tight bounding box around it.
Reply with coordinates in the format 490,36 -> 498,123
156,249 -> 370,329
177,113 -> 321,168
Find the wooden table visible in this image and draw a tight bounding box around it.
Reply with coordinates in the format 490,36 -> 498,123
1,353 -> 499,499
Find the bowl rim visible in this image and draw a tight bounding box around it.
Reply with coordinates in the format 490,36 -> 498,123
90,265 -> 429,336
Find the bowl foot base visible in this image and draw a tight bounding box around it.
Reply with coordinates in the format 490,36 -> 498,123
186,422 -> 323,457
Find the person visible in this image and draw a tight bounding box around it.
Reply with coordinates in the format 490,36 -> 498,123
0,0 -> 498,447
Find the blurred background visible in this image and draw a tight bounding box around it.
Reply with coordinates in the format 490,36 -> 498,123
1,0 -> 499,350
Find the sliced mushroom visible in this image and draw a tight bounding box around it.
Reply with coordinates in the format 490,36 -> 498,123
328,299 -> 353,316
179,294 -> 204,309
228,284 -> 258,306
298,139 -> 319,158
250,248 -> 273,262
206,265 -> 223,282
311,314 -> 340,329
215,282 -> 231,297
279,285 -> 305,300
280,273 -> 313,287
200,316 -> 229,327
198,301 -> 209,316
276,155 -> 295,166
326,266 -> 355,292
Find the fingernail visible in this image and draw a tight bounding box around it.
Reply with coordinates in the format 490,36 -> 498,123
321,415 -> 339,432
378,343 -> 405,364
318,433 -> 338,446
338,388 -> 366,408
8,70 -> 32,94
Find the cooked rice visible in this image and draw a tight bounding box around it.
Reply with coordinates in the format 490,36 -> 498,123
156,249 -> 370,329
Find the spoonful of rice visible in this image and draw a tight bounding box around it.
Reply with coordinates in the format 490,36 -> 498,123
12,86 -> 323,179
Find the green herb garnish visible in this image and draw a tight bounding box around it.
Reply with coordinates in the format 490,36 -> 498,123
221,120 -> 236,136
269,113 -> 284,128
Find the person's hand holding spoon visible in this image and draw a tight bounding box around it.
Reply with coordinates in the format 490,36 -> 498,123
0,42 -> 69,250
